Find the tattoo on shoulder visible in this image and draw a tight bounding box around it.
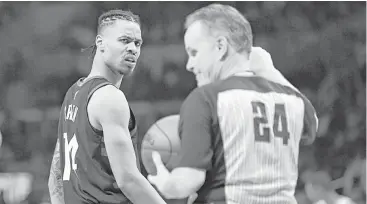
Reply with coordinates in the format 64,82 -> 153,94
49,139 -> 65,204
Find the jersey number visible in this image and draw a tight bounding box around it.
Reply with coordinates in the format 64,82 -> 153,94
251,101 -> 290,145
63,133 -> 79,181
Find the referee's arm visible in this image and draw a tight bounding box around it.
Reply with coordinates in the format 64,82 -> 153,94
161,88 -> 213,199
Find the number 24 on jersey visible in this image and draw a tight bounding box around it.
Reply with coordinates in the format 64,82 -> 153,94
252,101 -> 290,145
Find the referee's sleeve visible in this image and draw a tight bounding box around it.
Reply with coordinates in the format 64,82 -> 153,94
301,95 -> 318,145
176,88 -> 213,170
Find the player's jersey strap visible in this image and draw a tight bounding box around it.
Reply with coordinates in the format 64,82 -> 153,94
85,80 -> 140,170
86,80 -> 112,135
128,107 -> 141,171
87,81 -> 112,100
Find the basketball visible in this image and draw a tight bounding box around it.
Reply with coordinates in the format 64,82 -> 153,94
141,115 -> 181,175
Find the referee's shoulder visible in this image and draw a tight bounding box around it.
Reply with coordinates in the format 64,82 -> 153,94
184,86 -> 205,103
197,79 -> 225,93
186,81 -> 220,99
255,76 -> 304,98
185,78 -> 243,103
182,84 -> 216,108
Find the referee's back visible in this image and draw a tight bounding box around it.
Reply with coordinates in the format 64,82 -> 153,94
186,75 -> 317,204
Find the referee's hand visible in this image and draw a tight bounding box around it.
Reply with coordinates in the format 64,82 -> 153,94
250,47 -> 275,73
147,152 -> 170,195
250,47 -> 298,91
148,152 -> 198,204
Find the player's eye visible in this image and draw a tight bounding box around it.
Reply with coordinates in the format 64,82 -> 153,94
135,41 -> 142,47
120,38 -> 129,44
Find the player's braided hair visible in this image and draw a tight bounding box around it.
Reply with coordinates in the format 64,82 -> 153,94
82,9 -> 141,58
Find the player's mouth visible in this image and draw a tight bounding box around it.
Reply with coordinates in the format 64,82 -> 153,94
124,56 -> 136,64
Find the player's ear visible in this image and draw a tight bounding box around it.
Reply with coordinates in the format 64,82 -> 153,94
215,36 -> 228,61
95,35 -> 105,52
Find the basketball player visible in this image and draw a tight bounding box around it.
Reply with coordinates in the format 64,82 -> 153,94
148,4 -> 318,204
48,9 -> 166,204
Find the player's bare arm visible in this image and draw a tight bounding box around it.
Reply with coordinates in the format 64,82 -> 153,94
48,138 -> 65,204
88,85 -> 166,204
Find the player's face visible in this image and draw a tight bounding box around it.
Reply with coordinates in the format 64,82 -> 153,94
184,22 -> 219,87
100,20 -> 142,76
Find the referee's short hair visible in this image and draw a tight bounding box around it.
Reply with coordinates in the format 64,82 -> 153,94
185,3 -> 253,54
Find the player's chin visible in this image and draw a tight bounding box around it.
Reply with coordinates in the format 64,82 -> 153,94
119,64 -> 136,76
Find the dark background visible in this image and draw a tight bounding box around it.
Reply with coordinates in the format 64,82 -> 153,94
0,2 -> 365,204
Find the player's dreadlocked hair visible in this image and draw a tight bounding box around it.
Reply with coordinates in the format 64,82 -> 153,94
82,9 -> 141,57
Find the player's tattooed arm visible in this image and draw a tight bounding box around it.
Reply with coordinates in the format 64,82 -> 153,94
48,138 -> 65,204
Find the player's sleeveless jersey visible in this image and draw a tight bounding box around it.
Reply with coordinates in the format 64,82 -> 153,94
58,77 -> 139,204
181,76 -> 317,204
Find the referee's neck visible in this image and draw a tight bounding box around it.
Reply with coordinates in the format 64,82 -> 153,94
218,52 -> 251,80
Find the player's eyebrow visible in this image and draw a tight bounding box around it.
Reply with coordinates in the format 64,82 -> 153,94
119,35 -> 143,44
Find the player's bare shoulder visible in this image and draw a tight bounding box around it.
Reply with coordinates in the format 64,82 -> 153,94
87,85 -> 130,130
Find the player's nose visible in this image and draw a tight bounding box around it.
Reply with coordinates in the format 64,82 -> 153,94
126,42 -> 138,54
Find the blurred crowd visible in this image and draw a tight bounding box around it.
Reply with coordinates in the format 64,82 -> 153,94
0,2 -> 365,204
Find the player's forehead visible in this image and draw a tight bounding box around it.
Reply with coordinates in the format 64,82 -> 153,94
104,20 -> 142,39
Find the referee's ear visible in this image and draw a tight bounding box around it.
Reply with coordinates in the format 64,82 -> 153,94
216,36 -> 228,61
